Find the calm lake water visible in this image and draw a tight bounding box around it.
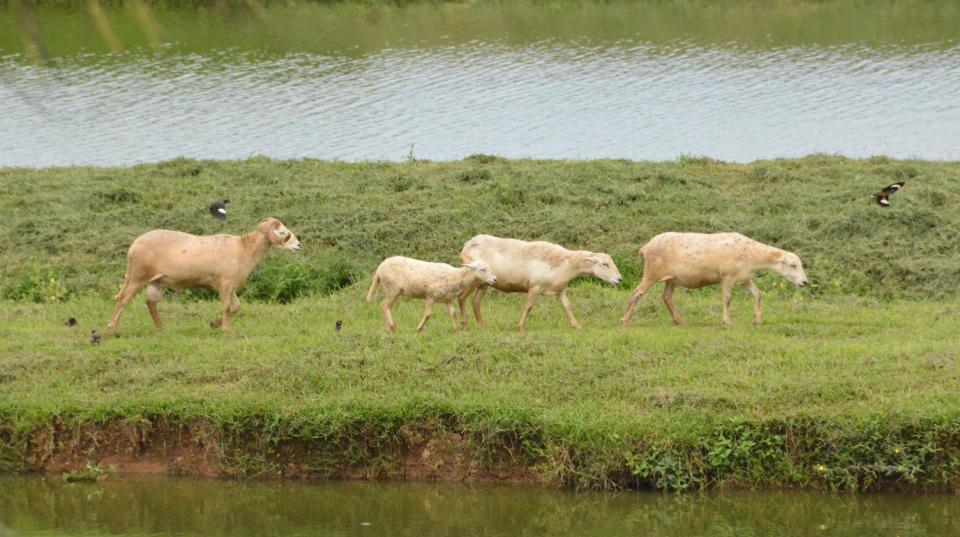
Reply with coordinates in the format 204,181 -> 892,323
1,0 -> 958,167
1,475 -> 959,537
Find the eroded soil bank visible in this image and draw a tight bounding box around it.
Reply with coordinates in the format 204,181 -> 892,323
4,414 -> 960,492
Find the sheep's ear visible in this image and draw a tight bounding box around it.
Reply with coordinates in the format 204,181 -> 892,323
463,261 -> 479,270
768,251 -> 785,263
586,255 -> 601,264
263,219 -> 284,244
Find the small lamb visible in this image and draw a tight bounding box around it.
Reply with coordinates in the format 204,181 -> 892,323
366,256 -> 496,332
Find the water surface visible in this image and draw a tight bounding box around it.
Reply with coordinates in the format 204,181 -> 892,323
2,475 -> 960,536
1,1 -> 959,167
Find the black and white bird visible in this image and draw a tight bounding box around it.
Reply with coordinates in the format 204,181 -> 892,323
335,320 -> 343,332
874,182 -> 904,207
208,199 -> 229,220
65,317 -> 77,327
90,330 -> 102,345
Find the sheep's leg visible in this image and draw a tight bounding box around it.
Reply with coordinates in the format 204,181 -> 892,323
457,291 -> 471,330
721,281 -> 734,326
472,286 -> 489,329
380,292 -> 400,332
107,280 -> 146,332
446,302 -> 459,332
210,285 -> 234,331
518,288 -> 542,332
743,280 -> 762,326
145,283 -> 164,330
556,289 -> 582,330
620,274 -> 658,326
415,298 -> 435,332
662,280 -> 683,325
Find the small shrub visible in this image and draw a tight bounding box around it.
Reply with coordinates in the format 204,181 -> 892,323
464,154 -> 504,164
1,265 -> 72,303
243,253 -> 363,303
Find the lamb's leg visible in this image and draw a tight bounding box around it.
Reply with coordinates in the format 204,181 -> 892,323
472,286 -> 489,329
556,289 -> 582,330
108,279 -> 146,332
380,291 -> 400,332
662,280 -> 683,325
415,298 -> 434,332
518,288 -> 542,332
145,283 -> 165,330
446,302 -> 458,332
743,280 -> 762,326
458,281 -> 482,330
721,281 -> 734,326
620,273 -> 658,326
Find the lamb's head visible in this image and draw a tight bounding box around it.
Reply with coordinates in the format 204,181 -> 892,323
259,218 -> 301,251
463,260 -> 497,286
585,252 -> 622,286
770,250 -> 807,286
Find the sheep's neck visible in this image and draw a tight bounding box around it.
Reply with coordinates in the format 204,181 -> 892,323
240,232 -> 273,275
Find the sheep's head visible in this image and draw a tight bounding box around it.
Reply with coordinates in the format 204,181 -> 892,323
770,251 -> 807,286
586,252 -> 622,286
464,260 -> 497,286
260,218 -> 301,251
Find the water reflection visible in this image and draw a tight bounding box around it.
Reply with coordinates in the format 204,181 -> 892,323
1,475 -> 959,536
0,1 -> 958,166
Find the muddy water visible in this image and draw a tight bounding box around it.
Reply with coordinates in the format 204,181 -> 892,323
1,475 -> 959,536
1,1 -> 959,167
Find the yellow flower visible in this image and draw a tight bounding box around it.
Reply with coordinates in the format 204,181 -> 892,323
894,447 -> 901,454
816,464 -> 826,472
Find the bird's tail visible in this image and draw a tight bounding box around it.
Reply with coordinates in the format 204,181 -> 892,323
366,272 -> 381,302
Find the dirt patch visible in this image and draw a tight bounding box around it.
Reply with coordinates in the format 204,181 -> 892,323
10,418 -> 538,485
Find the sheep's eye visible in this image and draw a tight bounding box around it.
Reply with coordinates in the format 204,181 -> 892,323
601,263 -> 610,268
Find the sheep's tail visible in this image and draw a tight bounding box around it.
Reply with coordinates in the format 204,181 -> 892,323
366,272 -> 381,302
114,270 -> 130,300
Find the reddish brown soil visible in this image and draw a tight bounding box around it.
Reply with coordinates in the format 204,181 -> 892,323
13,418 -> 538,484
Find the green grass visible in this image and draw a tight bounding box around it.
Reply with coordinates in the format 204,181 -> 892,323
1,155 -> 959,302
2,288 -> 960,490
1,156 -> 960,490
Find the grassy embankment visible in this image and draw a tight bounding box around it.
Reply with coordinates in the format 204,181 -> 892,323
1,156 -> 960,491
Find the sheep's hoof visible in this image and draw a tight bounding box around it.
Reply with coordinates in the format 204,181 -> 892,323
672,318 -> 684,326
571,324 -> 583,331
619,318 -> 630,327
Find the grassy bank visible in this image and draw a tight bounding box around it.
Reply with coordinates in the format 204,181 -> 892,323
2,155 -> 959,301
1,156 -> 960,490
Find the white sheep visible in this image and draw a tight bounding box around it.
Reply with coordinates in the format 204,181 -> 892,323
458,235 -> 623,332
366,256 -> 497,332
619,232 -> 808,327
107,217 -> 301,332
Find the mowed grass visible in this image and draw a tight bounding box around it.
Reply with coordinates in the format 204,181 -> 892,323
2,156 -> 960,489
2,286 -> 960,489
3,289 -> 958,425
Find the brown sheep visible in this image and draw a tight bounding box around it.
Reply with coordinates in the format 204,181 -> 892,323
107,217 -> 301,332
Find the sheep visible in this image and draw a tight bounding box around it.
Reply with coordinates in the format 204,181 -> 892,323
458,235 -> 622,332
366,256 -> 497,333
619,232 -> 808,327
107,217 -> 301,333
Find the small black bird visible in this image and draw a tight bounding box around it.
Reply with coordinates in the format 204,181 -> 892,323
874,181 -> 904,207
90,330 -> 102,345
208,199 -> 229,220
335,320 -> 343,332
65,317 -> 77,327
